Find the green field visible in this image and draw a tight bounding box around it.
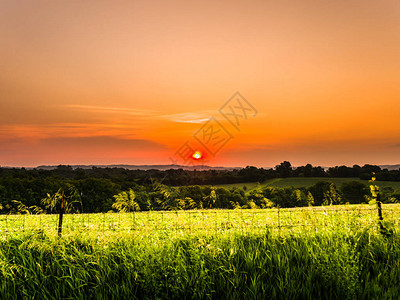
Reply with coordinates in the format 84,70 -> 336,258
1,204 -> 399,237
215,177 -> 400,192
1,205 -> 400,299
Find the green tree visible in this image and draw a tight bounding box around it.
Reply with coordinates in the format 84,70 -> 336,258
41,185 -> 82,236
203,189 -> 217,208
41,185 -> 82,213
308,181 -> 337,206
306,192 -> 314,206
322,183 -> 342,205
275,161 -> 292,178
341,181 -> 369,204
112,189 -> 141,212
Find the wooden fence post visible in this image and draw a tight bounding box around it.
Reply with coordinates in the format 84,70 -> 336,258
377,193 -> 385,234
58,190 -> 64,237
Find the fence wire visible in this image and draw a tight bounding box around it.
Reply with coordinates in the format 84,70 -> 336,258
0,205 -> 399,237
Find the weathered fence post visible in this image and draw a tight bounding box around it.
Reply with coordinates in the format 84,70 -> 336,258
377,193 -> 383,221
58,190 -> 64,237
376,193 -> 385,234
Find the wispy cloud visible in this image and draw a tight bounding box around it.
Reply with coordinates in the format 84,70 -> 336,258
64,104 -> 214,123
0,123 -> 143,141
161,112 -> 214,124
64,104 -> 158,116
40,136 -> 169,150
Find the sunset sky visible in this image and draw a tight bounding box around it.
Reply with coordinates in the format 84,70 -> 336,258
1,0 -> 400,168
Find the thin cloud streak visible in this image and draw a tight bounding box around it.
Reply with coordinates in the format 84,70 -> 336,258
64,105 -> 158,116
41,136 -> 169,150
0,123 -> 142,140
163,113 -> 210,123
64,103 -> 266,125
161,111 -> 217,124
64,104 -> 215,124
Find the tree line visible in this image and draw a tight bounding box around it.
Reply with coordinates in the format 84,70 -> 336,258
0,162 -> 399,213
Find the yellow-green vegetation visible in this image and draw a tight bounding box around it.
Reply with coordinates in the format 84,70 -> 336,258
216,177 -> 400,192
0,205 -> 400,299
1,204 -> 399,237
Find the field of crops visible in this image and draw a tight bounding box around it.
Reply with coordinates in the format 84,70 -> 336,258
1,204 -> 400,299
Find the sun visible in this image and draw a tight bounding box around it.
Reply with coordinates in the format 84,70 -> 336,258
192,151 -> 202,160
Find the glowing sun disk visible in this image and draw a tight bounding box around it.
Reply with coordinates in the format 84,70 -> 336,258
192,151 -> 202,159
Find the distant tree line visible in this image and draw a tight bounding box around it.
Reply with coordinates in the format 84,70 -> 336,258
0,162 -> 399,213
2,161 -> 400,185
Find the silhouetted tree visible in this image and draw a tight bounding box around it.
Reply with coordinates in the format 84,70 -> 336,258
275,161 -> 292,178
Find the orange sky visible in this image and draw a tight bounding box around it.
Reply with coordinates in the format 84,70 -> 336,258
1,0 -> 400,167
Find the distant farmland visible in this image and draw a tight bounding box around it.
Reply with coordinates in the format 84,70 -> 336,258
212,177 -> 400,191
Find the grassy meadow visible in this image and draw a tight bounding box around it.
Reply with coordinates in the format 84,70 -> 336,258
1,205 -> 400,299
216,177 -> 400,192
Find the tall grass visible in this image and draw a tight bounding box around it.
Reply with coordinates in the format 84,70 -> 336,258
1,204 -> 399,237
0,223 -> 399,298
